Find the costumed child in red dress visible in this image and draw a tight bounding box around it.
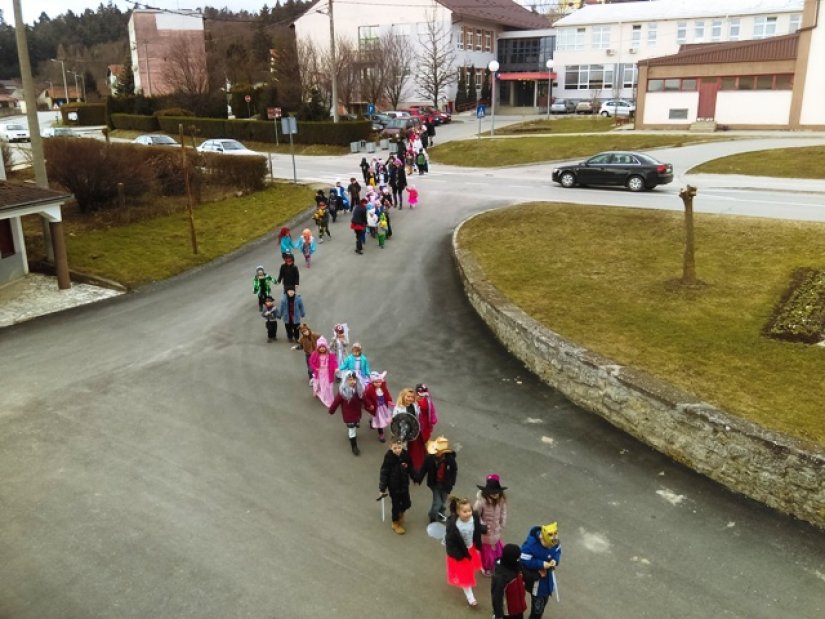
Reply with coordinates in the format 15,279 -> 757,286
309,336 -> 338,407
363,370 -> 393,443
328,370 -> 372,456
392,388 -> 427,471
444,496 -> 486,608
411,383 -> 437,469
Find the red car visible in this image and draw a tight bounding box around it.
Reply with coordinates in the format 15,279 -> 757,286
406,105 -> 451,125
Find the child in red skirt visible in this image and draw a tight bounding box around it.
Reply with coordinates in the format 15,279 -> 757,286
444,496 -> 487,608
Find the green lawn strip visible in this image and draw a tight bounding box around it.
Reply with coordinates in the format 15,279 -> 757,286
459,202 -> 825,445
497,116 -> 616,135
65,184 -> 314,288
109,130 -> 348,156
690,145 -> 825,179
429,134 -> 723,167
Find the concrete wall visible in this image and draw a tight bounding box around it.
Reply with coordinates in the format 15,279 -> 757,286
643,91 -> 698,124
716,90 -> 792,124
0,217 -> 27,285
454,215 -> 825,529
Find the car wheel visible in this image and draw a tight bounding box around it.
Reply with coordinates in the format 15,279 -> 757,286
601,111 -> 610,117
560,172 -> 577,188
627,175 -> 647,192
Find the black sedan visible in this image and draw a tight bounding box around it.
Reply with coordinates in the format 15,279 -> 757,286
551,151 -> 673,192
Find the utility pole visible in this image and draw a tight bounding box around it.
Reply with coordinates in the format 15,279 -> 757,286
179,124 -> 198,255
328,0 -> 338,122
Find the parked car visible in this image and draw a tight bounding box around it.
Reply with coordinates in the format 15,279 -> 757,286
133,134 -> 179,146
407,105 -> 451,125
380,117 -> 420,142
43,127 -> 77,138
371,113 -> 393,132
384,110 -> 412,119
551,151 -> 673,192
0,122 -> 30,142
599,100 -> 636,118
575,100 -> 596,115
196,138 -> 263,157
550,98 -> 576,114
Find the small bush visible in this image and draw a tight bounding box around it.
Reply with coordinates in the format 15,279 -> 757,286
198,152 -> 267,192
155,108 -> 194,118
111,113 -> 159,132
763,268 -> 825,344
61,103 -> 106,126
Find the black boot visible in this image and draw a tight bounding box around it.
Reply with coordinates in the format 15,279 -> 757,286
349,437 -> 360,456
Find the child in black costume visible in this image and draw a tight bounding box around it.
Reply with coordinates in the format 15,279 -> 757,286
378,438 -> 414,535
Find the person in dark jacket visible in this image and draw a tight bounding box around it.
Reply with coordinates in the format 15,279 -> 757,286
491,544 -> 528,619
519,522 -> 561,619
444,496 -> 486,607
276,253 -> 299,291
347,177 -> 361,209
329,371 -> 371,456
415,435 -> 457,523
359,157 -> 370,184
276,287 -> 305,343
350,199 -> 368,254
378,437 -> 414,534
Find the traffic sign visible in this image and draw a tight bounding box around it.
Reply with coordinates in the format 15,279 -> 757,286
476,104 -> 486,118
367,103 -> 375,115
281,116 -> 297,135
274,107 -> 282,118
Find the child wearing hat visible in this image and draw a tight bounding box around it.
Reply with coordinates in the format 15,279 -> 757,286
328,371 -> 369,456
473,474 -> 509,576
519,522 -> 562,619
378,437 -> 414,534
364,371 -> 394,443
252,265 -> 274,312
260,295 -> 278,342
309,337 -> 338,407
416,436 -> 458,523
491,544 -> 528,619
312,201 -> 331,242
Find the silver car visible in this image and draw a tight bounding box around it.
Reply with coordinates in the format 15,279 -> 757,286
133,134 -> 179,146
550,99 -> 576,114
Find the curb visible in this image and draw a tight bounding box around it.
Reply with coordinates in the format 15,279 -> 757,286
452,210 -> 825,530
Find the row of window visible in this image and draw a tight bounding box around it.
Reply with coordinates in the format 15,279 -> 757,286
497,37 -> 553,67
457,26 -> 493,53
556,14 -> 801,51
647,74 -> 794,92
564,64 -> 638,91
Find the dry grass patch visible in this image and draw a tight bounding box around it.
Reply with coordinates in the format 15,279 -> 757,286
690,145 -> 825,179
459,202 -> 825,445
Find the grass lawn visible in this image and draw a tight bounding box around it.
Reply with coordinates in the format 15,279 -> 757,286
459,202 -> 825,446
429,133 -> 725,167
24,184 -> 315,289
497,116 -> 617,135
109,130 -> 349,156
690,145 -> 825,179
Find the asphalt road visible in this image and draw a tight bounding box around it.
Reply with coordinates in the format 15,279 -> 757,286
1,128 -> 824,618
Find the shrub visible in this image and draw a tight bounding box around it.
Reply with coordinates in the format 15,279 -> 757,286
155,108 -> 194,117
61,103 -> 106,126
135,146 -> 191,196
157,116 -> 226,139
44,138 -> 153,212
111,113 -> 159,132
198,152 -> 267,192
763,268 -> 825,344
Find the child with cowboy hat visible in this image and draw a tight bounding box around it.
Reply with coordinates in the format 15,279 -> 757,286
415,436 -> 458,523
473,473 -> 509,576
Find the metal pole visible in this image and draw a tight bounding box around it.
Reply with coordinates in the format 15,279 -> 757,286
289,130 -> 297,183
490,78 -> 496,136
547,71 -> 552,118
60,60 -> 69,104
179,123 -> 198,255
328,0 -> 339,122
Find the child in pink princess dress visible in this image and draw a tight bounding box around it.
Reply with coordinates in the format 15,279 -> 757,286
309,336 -> 338,407
363,371 -> 394,443
406,185 -> 419,209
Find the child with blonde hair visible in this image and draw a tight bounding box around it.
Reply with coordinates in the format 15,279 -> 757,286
295,228 -> 316,268
444,496 -> 486,608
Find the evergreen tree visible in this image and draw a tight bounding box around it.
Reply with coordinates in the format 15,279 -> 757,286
467,65 -> 477,102
454,68 -> 468,109
116,56 -> 135,97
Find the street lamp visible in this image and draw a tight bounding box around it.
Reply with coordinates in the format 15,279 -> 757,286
50,58 -> 69,106
546,59 -> 554,119
488,59 -> 499,136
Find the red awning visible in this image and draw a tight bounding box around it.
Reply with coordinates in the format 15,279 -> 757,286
498,72 -> 557,81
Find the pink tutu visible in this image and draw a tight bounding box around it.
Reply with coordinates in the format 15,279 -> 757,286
370,403 -> 392,429
313,373 -> 335,407
446,545 -> 483,588
480,541 -> 503,573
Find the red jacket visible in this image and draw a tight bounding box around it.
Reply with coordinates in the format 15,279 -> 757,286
363,382 -> 393,411
328,392 -> 367,424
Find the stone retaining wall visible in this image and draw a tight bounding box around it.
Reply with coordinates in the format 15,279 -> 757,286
453,217 -> 825,529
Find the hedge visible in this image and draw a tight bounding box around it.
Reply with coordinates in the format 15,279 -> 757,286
198,151 -> 267,192
61,103 -> 106,126
111,113 -> 160,132
763,267 -> 825,344
156,116 -> 371,145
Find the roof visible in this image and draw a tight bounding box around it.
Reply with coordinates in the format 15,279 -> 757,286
554,0 -> 804,27
0,182 -> 72,213
639,32 -> 799,66
107,64 -> 125,77
438,0 -> 550,30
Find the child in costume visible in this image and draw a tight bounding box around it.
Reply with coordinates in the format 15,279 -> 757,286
312,201 -> 331,242
253,265 -> 273,311
519,522 -> 562,619
277,253 -> 299,292
294,228 -> 316,269
444,496 -> 486,608
473,474 -> 509,576
363,371 -> 394,443
309,337 -> 338,407
277,287 -> 305,343
330,323 -> 349,378
338,342 -> 371,389
296,323 -> 320,382
393,388 -> 426,471
377,211 -> 389,248
277,227 -> 295,258
491,544 -> 528,619
328,371 -> 370,456
260,295 -> 278,342
406,185 -> 419,209
417,435 -> 457,523
366,204 -> 378,239
378,437 -> 414,534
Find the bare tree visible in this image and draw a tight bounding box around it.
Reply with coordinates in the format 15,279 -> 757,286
415,11 -> 457,107
161,37 -> 210,96
381,32 -> 415,109
297,37 -> 326,103
332,36 -> 360,112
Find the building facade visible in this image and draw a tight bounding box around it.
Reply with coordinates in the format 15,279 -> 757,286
552,0 -> 804,104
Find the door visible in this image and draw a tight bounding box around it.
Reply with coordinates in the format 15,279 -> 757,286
697,79 -> 718,120
577,153 -> 613,184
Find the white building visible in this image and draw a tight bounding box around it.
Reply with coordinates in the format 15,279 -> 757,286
552,0 -> 804,103
291,0 -> 549,109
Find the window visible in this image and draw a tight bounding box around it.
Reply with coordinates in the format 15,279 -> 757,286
676,21 -> 687,44
789,14 -> 802,33
738,76 -> 755,90
631,24 -> 641,48
484,30 -> 492,52
756,75 -> 774,90
694,21 -> 705,42
681,79 -> 697,91
648,78 -> 698,92
358,25 -> 379,52
475,28 -> 483,51
564,64 -> 613,90
775,74 -> 793,89
458,26 -> 464,49
556,27 -> 585,51
465,27 -> 473,50
729,19 -> 741,41
591,25 -> 611,49
392,23 -> 410,37
622,65 -> 637,89
647,79 -> 663,92
711,20 -> 723,41
664,79 -> 681,91
720,77 -> 737,90
669,109 -> 689,120
647,23 -> 657,47
0,219 -> 14,259
753,16 -> 777,39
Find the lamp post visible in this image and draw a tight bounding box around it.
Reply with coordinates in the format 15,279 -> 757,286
70,70 -> 81,101
50,58 -> 69,106
546,59 -> 554,118
488,59 -> 499,136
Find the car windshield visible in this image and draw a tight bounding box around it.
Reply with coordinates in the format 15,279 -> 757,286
587,153 -> 613,165
220,140 -> 245,150
152,136 -> 176,144
387,119 -> 407,129
6,124 -> 24,130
